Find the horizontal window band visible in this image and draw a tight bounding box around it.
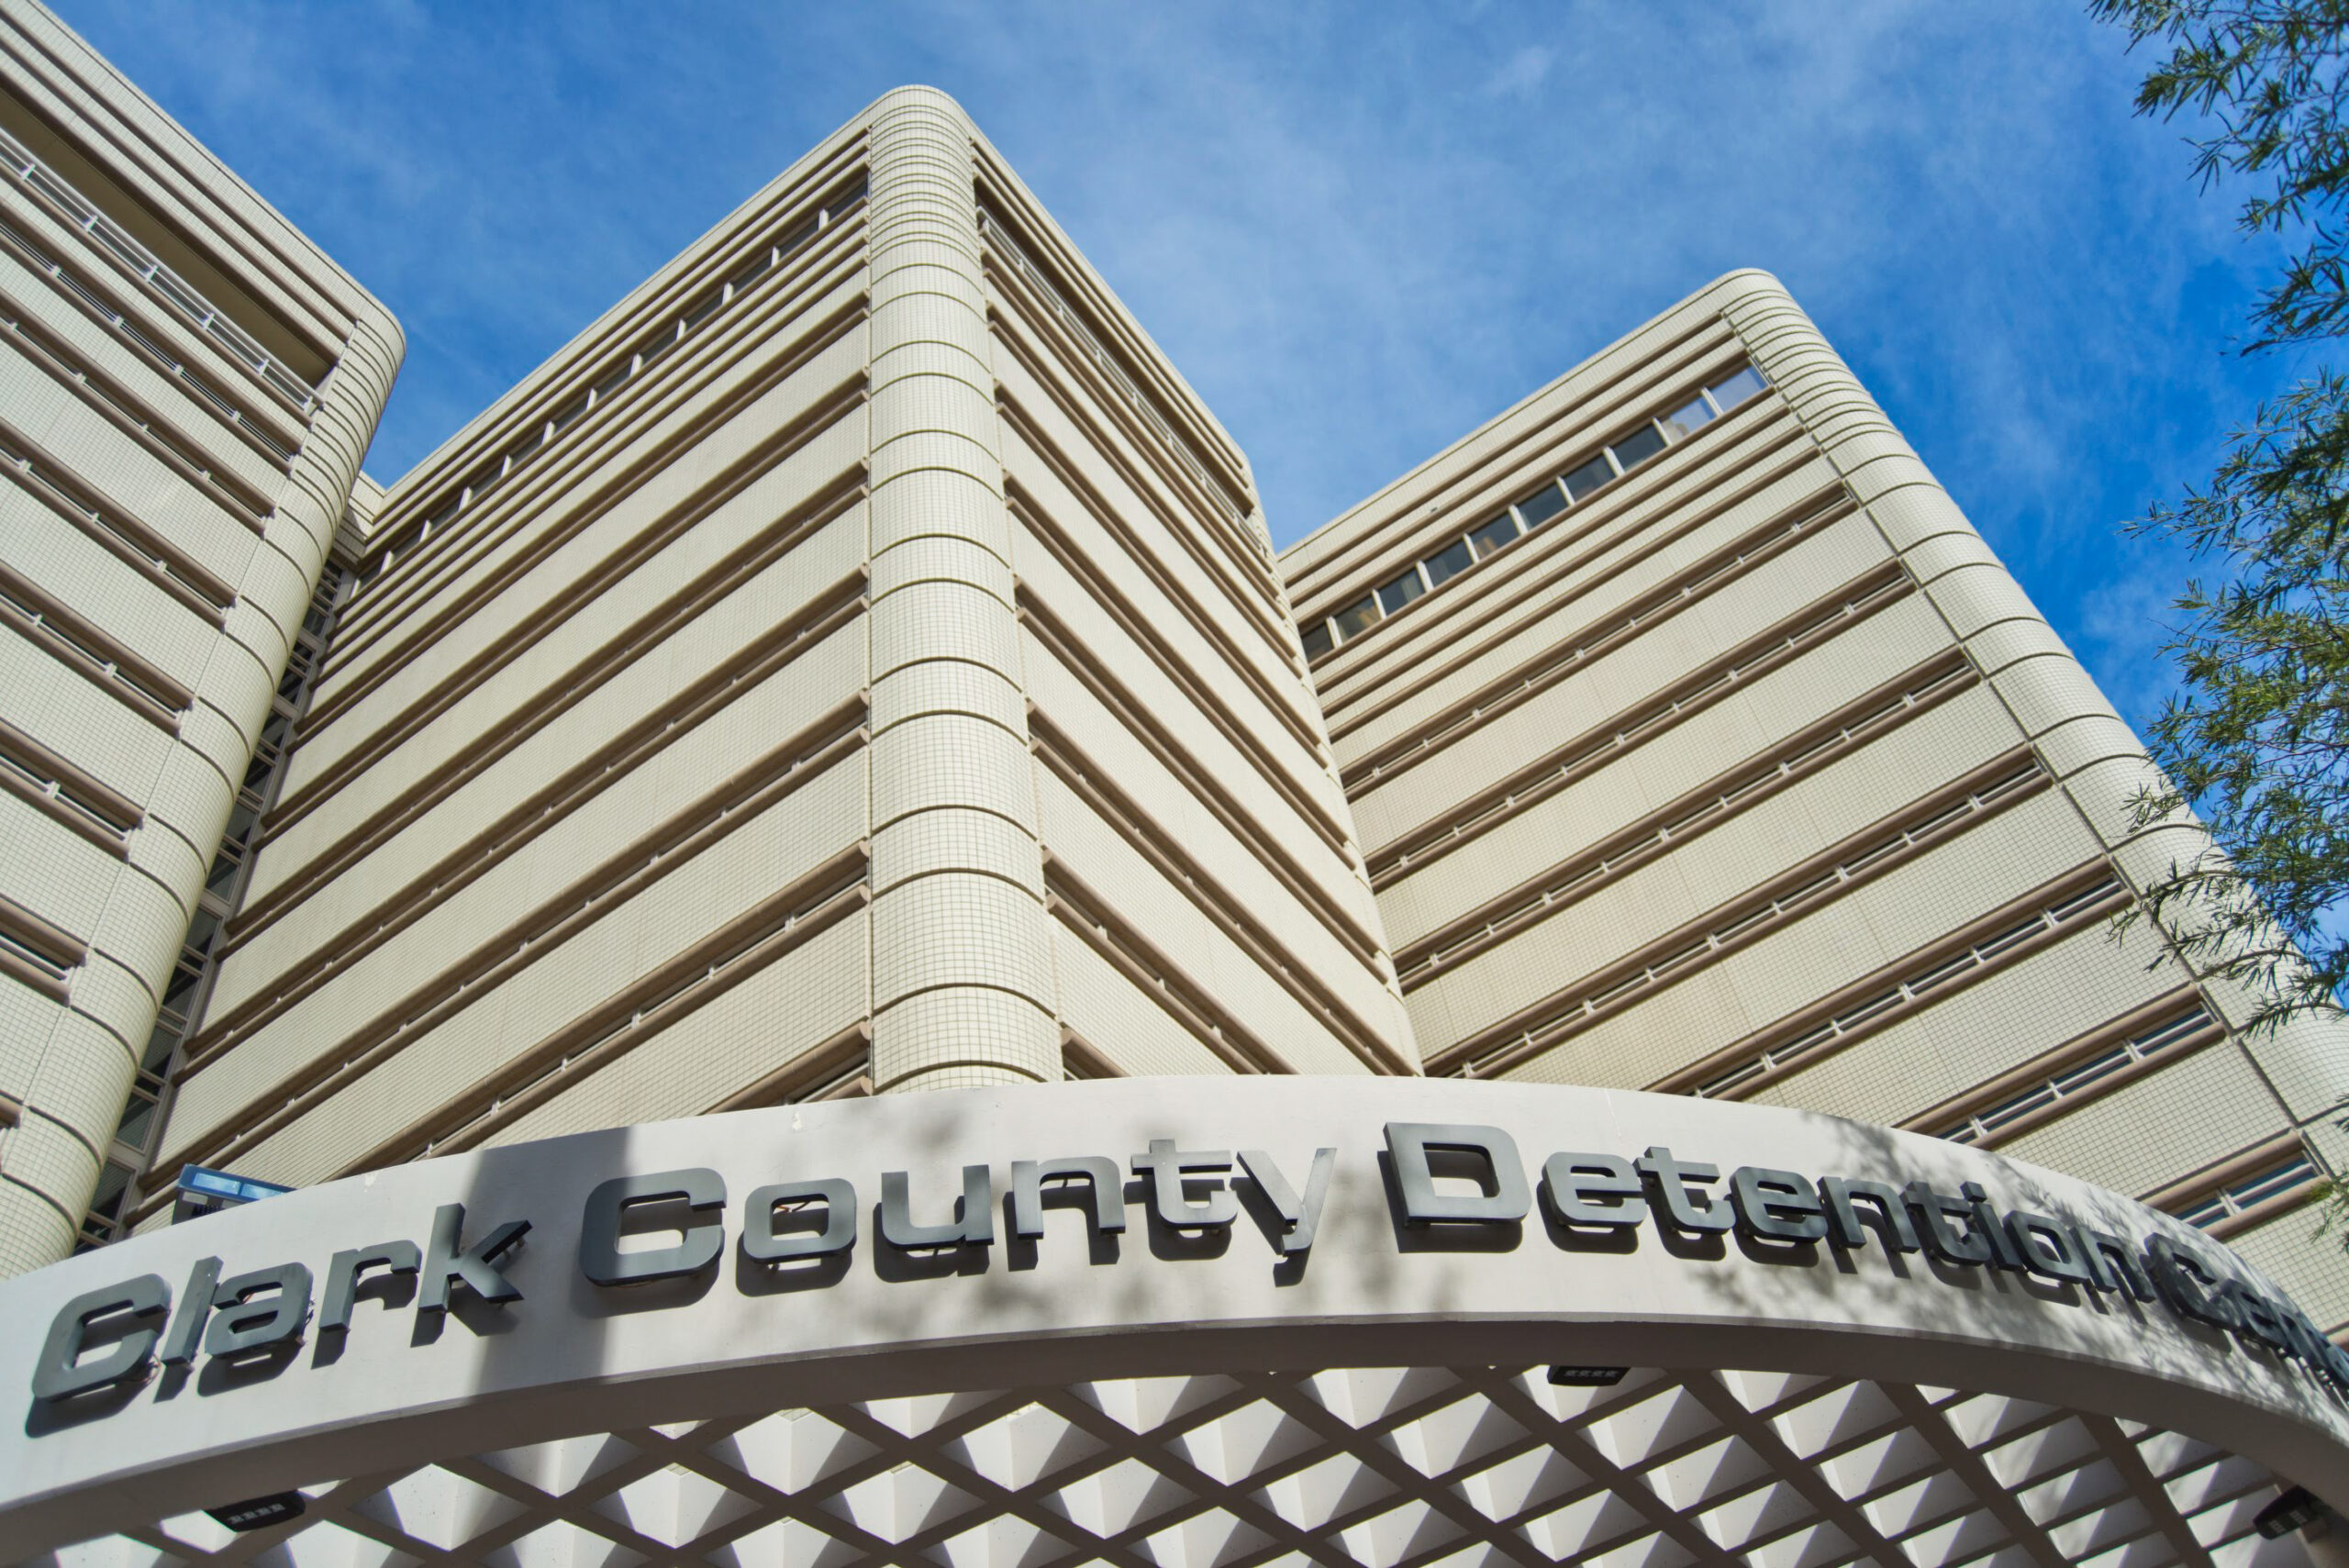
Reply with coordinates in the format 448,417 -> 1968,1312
986,258 -> 1258,562
0,757 -> 126,857
0,124 -> 320,409
159,746 -> 874,1183
1008,474 -> 1321,763
0,561 -> 187,724
0,284 -> 274,521
1032,725 -> 1408,1074
134,857 -> 872,1229
1345,490 -> 1855,792
1312,417 -> 1822,734
225,573 -> 863,972
1043,871 -> 1278,1078
976,155 -> 1247,479
1018,596 -> 1377,955
1431,751 -> 2053,1077
993,327 -> 1287,651
270,447 -> 867,848
351,161 -> 865,622
1914,992 -> 2221,1150
1012,495 -> 1343,848
380,872 -> 871,1173
1394,652 -> 1981,976
1371,561 -> 1914,874
708,1022 -> 874,1114
0,411 -> 237,611
336,189 -> 867,646
1287,310 -> 1747,606
0,456 -> 227,625
0,891 -> 83,996
0,943 -> 69,1001
0,205 -> 295,468
1000,395 -> 1307,731
205,660 -> 870,1058
0,715 -> 141,851
314,293 -> 871,727
1059,1029 -> 1130,1081
1306,353 -> 1778,676
2143,1129 -> 2314,1211
1623,863 -> 2136,1102
977,190 -> 1250,524
321,286 -> 865,695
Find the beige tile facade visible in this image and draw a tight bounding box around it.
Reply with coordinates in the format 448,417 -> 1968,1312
114,84 -> 1409,1251
5,0 -> 2342,1366
0,1 -> 399,1273
1284,269 -> 2349,1330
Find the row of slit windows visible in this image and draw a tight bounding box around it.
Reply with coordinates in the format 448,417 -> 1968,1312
2172,1153 -> 2322,1232
1300,364 -> 1769,662
349,179 -> 867,601
1936,1006 -> 2214,1145
0,211 -> 295,463
0,125 -> 317,409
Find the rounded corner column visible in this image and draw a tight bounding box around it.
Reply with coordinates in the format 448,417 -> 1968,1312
862,92 -> 1060,1095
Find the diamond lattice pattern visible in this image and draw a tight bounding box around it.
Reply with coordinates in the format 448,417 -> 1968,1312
37,1365 -> 2317,1568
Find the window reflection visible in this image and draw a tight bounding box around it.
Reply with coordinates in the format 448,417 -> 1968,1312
1376,567 -> 1426,615
1609,424 -> 1666,471
1422,539 -> 1474,587
1514,484 -> 1566,529
1661,396 -> 1712,440
1709,365 -> 1767,408
1332,595 -> 1379,639
1467,514 -> 1520,557
1561,455 -> 1613,501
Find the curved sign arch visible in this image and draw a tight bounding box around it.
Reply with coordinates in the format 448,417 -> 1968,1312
4,1079 -> 2345,1557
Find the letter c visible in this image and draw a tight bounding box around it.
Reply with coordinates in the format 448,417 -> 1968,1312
32,1276 -> 169,1400
580,1168 -> 726,1285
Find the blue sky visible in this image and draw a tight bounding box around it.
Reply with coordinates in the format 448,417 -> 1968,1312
56,2 -> 2300,731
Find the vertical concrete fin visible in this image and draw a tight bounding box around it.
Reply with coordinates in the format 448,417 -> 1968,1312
862,88 -> 1060,1094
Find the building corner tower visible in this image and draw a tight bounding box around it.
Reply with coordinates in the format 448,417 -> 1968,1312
0,2 -> 400,1272
863,86 -> 1060,1094
1286,266 -> 2349,1331
1720,273 -> 2349,1225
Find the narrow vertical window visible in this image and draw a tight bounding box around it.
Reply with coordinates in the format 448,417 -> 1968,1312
1466,514 -> 1520,557
1375,566 -> 1426,616
1422,538 -> 1475,587
1514,483 -> 1567,529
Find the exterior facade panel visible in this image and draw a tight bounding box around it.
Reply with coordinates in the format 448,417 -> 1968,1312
9,11 -> 2349,1559
1285,270 -> 2349,1334
0,3 -> 399,1272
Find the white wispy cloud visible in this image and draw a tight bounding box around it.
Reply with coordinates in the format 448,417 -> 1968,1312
48,0 -> 2298,717
1483,45 -> 1553,100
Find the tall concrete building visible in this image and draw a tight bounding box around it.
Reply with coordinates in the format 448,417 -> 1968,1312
11,8 -> 2349,1565
0,2 -> 400,1272
1283,272 -> 2349,1336
131,83 -> 1411,1240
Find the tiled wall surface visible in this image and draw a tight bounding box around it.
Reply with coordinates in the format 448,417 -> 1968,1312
7,0 -> 2343,1348
1285,270 -> 2349,1329
0,3 -> 399,1272
92,85 -> 1413,1257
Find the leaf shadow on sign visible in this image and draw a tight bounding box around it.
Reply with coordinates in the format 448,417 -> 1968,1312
1654,1107 -> 2314,1426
